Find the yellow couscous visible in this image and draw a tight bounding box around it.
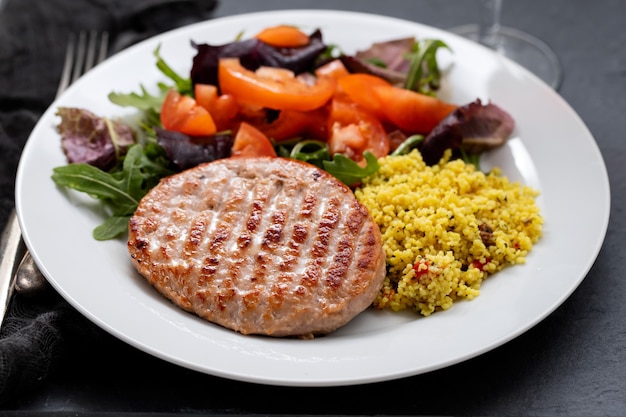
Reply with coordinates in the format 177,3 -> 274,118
355,149 -> 543,316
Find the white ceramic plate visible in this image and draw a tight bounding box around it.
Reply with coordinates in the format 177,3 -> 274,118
15,10 -> 610,386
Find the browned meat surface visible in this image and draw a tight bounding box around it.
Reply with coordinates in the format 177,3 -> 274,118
127,157 -> 386,337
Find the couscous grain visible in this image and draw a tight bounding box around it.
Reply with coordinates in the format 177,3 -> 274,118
355,149 -> 543,316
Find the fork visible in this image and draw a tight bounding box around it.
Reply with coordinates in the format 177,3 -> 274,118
0,30 -> 109,327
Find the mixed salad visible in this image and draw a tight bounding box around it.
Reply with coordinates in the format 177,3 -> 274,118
51,25 -> 514,240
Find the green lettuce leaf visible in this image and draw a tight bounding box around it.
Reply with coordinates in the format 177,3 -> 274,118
404,39 -> 450,96
51,143 -> 173,240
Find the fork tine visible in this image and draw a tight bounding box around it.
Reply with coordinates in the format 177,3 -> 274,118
84,30 -> 98,72
56,31 -> 109,99
83,30 -> 109,73
71,31 -> 88,84
97,32 -> 109,65
55,33 -> 75,98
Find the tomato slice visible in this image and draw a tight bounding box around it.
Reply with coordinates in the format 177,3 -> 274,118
327,97 -> 389,163
373,84 -> 457,133
218,58 -> 336,111
231,122 -> 277,158
337,73 -> 391,120
194,83 -> 220,112
258,108 -> 328,142
315,59 -> 351,80
160,90 -> 216,136
194,83 -> 240,131
255,25 -> 310,48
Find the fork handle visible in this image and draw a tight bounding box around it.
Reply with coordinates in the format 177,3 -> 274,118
0,210 -> 27,325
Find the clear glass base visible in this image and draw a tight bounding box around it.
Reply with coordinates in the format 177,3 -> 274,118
450,24 -> 563,90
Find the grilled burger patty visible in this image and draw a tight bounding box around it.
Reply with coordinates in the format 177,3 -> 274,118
128,157 -> 386,337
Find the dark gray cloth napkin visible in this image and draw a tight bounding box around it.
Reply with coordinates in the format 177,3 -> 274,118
0,0 -> 218,405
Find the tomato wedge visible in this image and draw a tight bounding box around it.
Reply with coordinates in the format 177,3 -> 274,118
194,83 -> 240,131
160,90 -> 216,136
231,122 -> 277,158
337,73 -> 391,120
218,58 -> 336,111
327,97 -> 389,163
315,59 -> 351,80
258,108 -> 328,142
373,84 -> 457,133
255,25 -> 310,48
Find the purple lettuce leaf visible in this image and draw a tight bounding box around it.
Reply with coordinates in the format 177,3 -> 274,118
356,37 -> 415,72
56,107 -> 135,171
420,99 -> 515,166
340,37 -> 415,85
154,127 -> 233,170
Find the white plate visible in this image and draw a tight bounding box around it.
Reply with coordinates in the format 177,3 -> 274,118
15,10 -> 610,386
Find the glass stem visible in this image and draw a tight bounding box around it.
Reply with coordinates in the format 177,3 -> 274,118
478,0 -> 502,49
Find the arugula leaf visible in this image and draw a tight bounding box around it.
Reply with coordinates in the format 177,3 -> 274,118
154,45 -> 193,95
322,151 -> 379,186
51,143 -> 174,240
93,215 -> 132,241
133,140 -> 176,187
277,139 -> 379,185
51,163 -> 140,207
391,134 -> 425,156
403,39 -> 450,95
108,84 -> 165,113
108,84 -> 165,130
287,140 -> 331,169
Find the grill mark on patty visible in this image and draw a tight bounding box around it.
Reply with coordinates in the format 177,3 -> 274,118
300,194 -> 340,291
196,177 -> 240,288
237,180 -> 269,251
326,234 -> 353,291
210,224 -> 231,252
184,213 -> 209,256
229,188 -> 258,292
292,223 -> 309,244
301,192 -> 317,217
244,182 -> 272,288
270,186 -> 309,305
199,256 -> 220,285
351,223 -> 381,294
180,212 -> 213,302
250,177 -> 292,302
262,211 -> 285,248
311,196 -> 340,258
322,202 -> 371,305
